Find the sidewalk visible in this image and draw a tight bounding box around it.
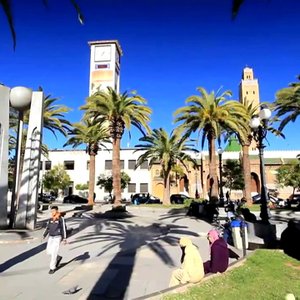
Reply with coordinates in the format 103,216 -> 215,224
1,204 -> 298,300
0,205 -> 242,300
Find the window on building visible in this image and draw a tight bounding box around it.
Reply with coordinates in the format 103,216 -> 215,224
45,161 -> 52,170
105,160 -> 112,170
87,161 -> 90,170
140,183 -> 148,193
64,160 -> 75,170
40,161 -> 43,170
253,91 -> 255,94
246,91 -> 248,95
140,161 -> 148,169
128,160 -> 136,169
120,160 -> 124,169
128,183 -> 136,193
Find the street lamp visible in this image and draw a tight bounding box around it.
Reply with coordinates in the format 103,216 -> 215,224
250,106 -> 272,223
217,147 -> 225,207
200,151 -> 206,199
195,171 -> 199,199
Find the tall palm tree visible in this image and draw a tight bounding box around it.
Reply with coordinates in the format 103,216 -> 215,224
81,87 -> 152,207
174,87 -> 249,200
274,75 -> 300,132
238,98 -> 259,205
64,118 -> 111,205
135,128 -> 197,205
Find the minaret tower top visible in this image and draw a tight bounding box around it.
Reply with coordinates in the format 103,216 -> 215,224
239,67 -> 260,111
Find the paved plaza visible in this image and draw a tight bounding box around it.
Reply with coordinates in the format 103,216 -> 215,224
0,204 -> 299,300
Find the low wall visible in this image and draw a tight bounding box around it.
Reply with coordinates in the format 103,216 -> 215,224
135,255 -> 249,300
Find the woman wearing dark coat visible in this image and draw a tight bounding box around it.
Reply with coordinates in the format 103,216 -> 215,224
204,229 -> 229,274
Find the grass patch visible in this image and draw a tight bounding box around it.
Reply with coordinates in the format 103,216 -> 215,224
164,250 -> 300,300
247,204 -> 261,212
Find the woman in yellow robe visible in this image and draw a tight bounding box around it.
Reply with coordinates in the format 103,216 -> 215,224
169,237 -> 204,287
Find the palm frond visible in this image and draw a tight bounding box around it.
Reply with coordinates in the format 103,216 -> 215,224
0,0 -> 16,50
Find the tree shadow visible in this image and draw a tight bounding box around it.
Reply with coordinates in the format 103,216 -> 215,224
158,208 -> 202,223
56,251 -> 90,271
0,242 -> 47,273
0,215 -> 94,273
69,218 -> 197,299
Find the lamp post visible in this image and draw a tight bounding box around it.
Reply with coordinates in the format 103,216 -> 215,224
250,106 -> 272,223
200,151 -> 206,199
195,171 -> 199,199
217,147 -> 225,207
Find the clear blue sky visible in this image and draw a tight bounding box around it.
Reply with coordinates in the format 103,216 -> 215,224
1,0 -> 300,151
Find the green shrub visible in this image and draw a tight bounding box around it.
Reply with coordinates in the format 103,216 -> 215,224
184,198 -> 204,208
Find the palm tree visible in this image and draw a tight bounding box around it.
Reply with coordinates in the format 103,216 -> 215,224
274,75 -> 300,132
135,128 -> 197,205
238,98 -> 259,205
174,87 -> 249,201
24,90 -> 72,138
81,87 -> 152,207
64,118 -> 111,205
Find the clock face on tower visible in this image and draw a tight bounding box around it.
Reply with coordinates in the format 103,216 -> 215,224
94,45 -> 111,61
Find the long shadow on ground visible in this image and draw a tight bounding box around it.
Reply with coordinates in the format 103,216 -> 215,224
0,212 -> 94,273
69,215 -> 199,300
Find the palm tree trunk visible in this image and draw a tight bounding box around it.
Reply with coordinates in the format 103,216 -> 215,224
163,172 -> 171,205
208,135 -> 218,200
88,154 -> 96,205
241,144 -> 252,206
112,137 -> 122,207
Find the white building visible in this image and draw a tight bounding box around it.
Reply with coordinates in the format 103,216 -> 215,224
40,148 -> 150,201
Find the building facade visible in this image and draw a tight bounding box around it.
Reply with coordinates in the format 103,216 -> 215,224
41,149 -> 299,201
41,149 -> 151,201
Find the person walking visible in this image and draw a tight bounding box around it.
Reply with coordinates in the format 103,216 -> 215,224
43,206 -> 67,274
169,237 -> 204,287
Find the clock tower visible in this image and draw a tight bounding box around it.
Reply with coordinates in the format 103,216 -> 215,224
88,40 -> 122,95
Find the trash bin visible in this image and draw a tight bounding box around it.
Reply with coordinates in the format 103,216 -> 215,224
231,220 -> 248,250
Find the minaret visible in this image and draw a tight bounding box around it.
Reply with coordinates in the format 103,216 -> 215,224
239,67 -> 260,109
88,40 -> 122,95
239,67 -> 260,150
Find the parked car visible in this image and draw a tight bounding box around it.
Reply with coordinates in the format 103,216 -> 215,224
131,193 -> 162,204
103,195 -> 128,204
38,193 -> 55,203
103,195 -> 113,203
170,194 -> 191,204
63,194 -> 88,204
288,193 -> 300,205
252,193 -> 286,208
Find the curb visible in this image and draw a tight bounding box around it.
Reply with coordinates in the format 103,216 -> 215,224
134,254 -> 252,300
